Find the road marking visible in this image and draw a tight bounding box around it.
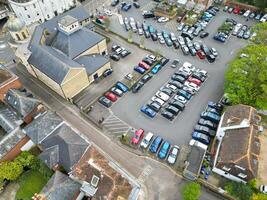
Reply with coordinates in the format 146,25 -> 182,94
138,165 -> 153,183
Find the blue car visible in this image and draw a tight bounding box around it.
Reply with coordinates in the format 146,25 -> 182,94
116,82 -> 128,93
148,25 -> 155,34
149,136 -> 163,153
140,105 -> 156,118
158,141 -> 171,159
177,89 -> 192,100
134,66 -> 146,74
200,111 -> 221,124
162,30 -> 169,39
151,64 -> 162,74
192,132 -> 210,145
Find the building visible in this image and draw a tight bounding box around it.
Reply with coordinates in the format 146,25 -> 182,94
0,65 -> 22,101
21,6 -> 111,101
212,105 -> 262,183
8,0 -> 76,25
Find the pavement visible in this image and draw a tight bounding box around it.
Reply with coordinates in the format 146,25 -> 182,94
9,64 -> 223,200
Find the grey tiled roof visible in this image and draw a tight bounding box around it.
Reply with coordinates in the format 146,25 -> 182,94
41,171 -> 81,200
39,123 -> 89,172
51,28 -> 104,59
23,111 -> 63,144
75,54 -> 109,75
5,89 -> 41,118
0,108 -> 23,133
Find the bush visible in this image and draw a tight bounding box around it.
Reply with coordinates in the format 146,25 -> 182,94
182,182 -> 201,200
0,161 -> 23,181
225,181 -> 253,200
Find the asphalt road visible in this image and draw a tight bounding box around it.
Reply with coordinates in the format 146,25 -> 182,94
106,3 -> 256,146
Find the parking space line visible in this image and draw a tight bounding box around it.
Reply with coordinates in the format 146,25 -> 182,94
138,165 -> 153,183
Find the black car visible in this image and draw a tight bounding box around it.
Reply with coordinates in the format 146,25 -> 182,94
143,12 -> 155,19
142,57 -> 154,66
161,87 -> 173,96
206,54 -> 215,63
160,57 -> 169,66
103,68 -> 113,77
169,100 -> 185,111
171,75 -> 186,84
165,105 -> 180,115
161,110 -> 174,120
141,73 -> 153,83
191,72 -> 205,82
181,31 -> 193,40
168,80 -> 183,89
174,70 -> 189,78
148,101 -> 161,112
110,54 -> 120,61
132,82 -> 144,93
194,124 -> 210,135
173,41 -> 180,49
200,32 -> 209,38
98,96 -> 112,107
151,33 -> 158,41
133,2 -> 140,8
198,118 -> 217,131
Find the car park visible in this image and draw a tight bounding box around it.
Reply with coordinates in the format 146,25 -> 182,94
105,92 -> 117,102
200,111 -> 221,123
149,136 -> 163,153
161,110 -> 175,121
131,129 -> 144,144
140,105 -> 156,118
132,82 -> 144,93
98,96 -> 112,108
158,141 -> 171,159
140,132 -> 154,149
167,145 -> 179,164
111,87 -> 123,97
192,132 -> 210,145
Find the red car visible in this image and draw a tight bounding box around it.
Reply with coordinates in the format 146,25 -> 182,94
131,129 -> 144,144
188,77 -> 201,86
233,7 -> 240,14
138,61 -> 150,70
105,92 -> 117,102
197,50 -> 206,60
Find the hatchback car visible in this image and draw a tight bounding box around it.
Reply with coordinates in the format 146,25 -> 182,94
160,87 -> 173,96
197,50 -> 206,59
192,132 -> 210,145
169,100 -> 185,111
110,87 -> 123,97
158,141 -> 171,159
177,89 -> 192,100
160,57 -> 169,66
132,82 -> 144,93
171,75 -> 186,84
171,59 -> 179,68
149,136 -> 163,153
140,105 -> 156,118
148,101 -> 161,112
198,118 -> 217,131
139,61 -> 150,70
200,32 -> 209,38
167,145 -> 179,164
110,54 -> 120,61
206,107 -> 221,115
174,95 -> 187,104
134,66 -> 146,74
98,96 -> 112,108
105,92 -> 117,102
165,105 -> 179,115
168,80 -> 183,89
151,64 -> 162,74
194,124 -> 210,135
200,111 -> 221,123
161,110 -> 175,121
131,129 -> 144,145
207,101 -> 223,112
116,82 -> 128,92
188,77 -> 201,86
141,73 -> 153,83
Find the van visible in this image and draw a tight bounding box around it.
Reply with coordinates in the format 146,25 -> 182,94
140,132 -> 154,149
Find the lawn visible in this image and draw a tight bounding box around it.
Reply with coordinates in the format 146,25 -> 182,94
15,170 -> 48,200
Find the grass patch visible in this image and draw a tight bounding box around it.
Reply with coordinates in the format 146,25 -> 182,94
16,170 -> 48,200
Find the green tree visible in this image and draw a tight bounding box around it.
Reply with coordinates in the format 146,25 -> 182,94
224,45 -> 267,109
14,151 -> 35,168
0,161 -> 23,181
248,179 -> 257,191
251,22 -> 267,45
182,182 -> 201,200
225,181 -> 253,200
237,0 -> 267,8
252,193 -> 267,200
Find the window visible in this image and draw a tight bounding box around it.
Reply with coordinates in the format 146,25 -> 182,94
22,32 -> 27,39
14,101 -> 17,105
37,13 -> 39,16
235,165 -> 246,171
15,34 -> 21,41
222,166 -> 231,171
24,7 -> 27,11
47,14 -> 50,18
238,173 -> 247,178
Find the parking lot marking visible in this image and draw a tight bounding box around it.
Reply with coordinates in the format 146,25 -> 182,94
102,114 -> 131,136
138,165 -> 153,183
164,21 -> 177,33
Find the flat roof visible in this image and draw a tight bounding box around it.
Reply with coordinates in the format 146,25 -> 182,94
186,145 -> 206,175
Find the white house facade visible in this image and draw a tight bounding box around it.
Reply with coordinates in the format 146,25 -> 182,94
8,0 -> 76,25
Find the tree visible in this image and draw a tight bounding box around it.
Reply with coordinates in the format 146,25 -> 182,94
182,182 -> 201,200
237,0 -> 267,9
0,161 -> 23,181
224,44 -> 267,109
251,22 -> 267,46
225,181 -> 253,200
14,151 -> 35,168
252,193 -> 267,200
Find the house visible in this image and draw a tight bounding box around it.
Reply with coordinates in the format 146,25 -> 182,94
23,111 -> 90,172
20,6 -> 111,101
0,65 -> 22,101
183,144 -> 206,181
212,105 -> 261,183
8,0 -> 76,25
4,88 -> 44,124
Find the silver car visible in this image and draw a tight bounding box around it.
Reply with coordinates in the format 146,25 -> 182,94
167,145 -> 179,164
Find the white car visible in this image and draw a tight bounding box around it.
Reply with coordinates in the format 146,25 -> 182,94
196,69 -> 208,77
140,132 -> 154,149
243,10 -> 251,17
158,17 -> 169,23
232,23 -> 242,36
155,91 -> 170,102
260,185 -> 267,194
170,32 -> 177,41
174,95 -> 187,104
189,139 -> 208,150
165,84 -> 177,92
260,14 -> 267,22
138,28 -> 144,35
104,9 -> 112,16
151,96 -> 165,106
158,36 -> 165,44
184,81 -> 200,91
210,48 -> 218,57
167,145 -> 180,164
147,54 -> 156,62
177,36 -> 185,45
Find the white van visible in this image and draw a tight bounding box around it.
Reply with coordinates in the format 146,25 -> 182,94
189,139 -> 208,150
140,132 -> 154,149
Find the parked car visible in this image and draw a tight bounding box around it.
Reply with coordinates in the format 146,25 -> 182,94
103,68 -> 113,77
105,92 -> 117,102
192,132 -> 210,145
181,45 -> 189,55
160,87 -> 173,96
140,132 -> 154,149
158,141 -> 171,159
98,96 -> 112,107
121,50 -> 131,57
260,185 -> 267,194
169,100 -> 185,111
197,50 -> 206,59
158,17 -> 169,23
161,110 -> 175,120
149,136 -> 163,153
134,66 -> 146,74
171,59 -> 179,68
174,70 -> 189,79
116,82 -> 128,92
206,107 -> 221,115
171,75 -> 186,84
206,54 -> 216,63
194,124 -> 210,135
110,54 -> 120,61
131,128 -> 144,144
167,145 -> 180,164
139,61 -> 150,70
151,64 -> 162,74
151,96 -> 165,106
111,87 -> 123,97
148,101 -> 161,112
111,0 -> 119,6
141,73 -> 153,83
133,2 -> 140,8
207,101 -> 223,112
177,89 -> 192,100
160,57 -> 169,66
200,111 -> 221,123
132,82 -> 144,93
187,77 -> 201,86
200,32 -> 209,38
177,23 -> 184,31
198,118 -> 217,131
156,91 -> 170,101
122,3 -> 131,11
210,48 -> 218,57
168,80 -> 183,89
140,105 -> 156,118
174,95 -> 187,104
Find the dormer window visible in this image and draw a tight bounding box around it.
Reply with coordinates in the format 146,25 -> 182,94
14,101 -> 17,105
238,173 -> 247,179
7,95 -> 10,100
222,166 -> 231,171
